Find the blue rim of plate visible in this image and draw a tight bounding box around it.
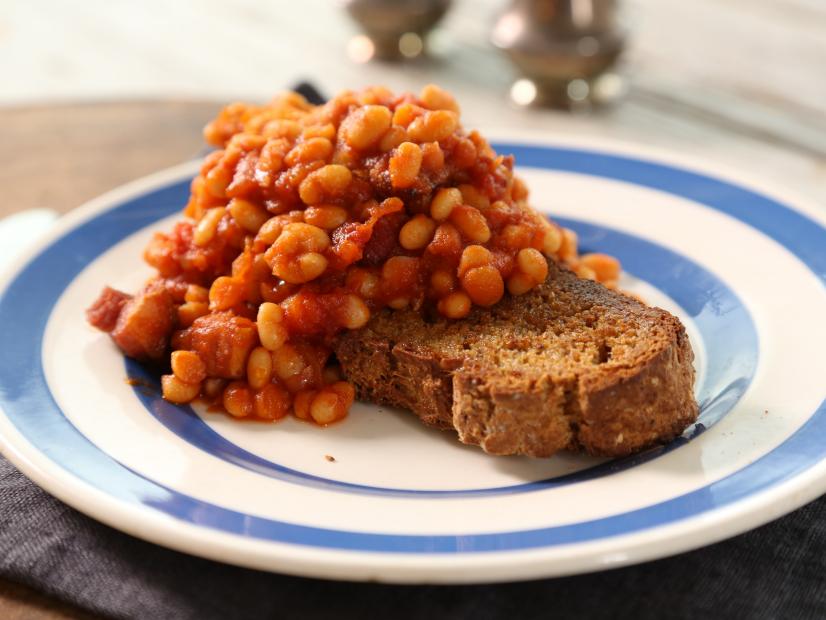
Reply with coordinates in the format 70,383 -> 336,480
0,143 -> 823,553
125,216 -> 757,498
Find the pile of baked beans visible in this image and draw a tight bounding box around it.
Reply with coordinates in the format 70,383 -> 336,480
140,85 -> 620,424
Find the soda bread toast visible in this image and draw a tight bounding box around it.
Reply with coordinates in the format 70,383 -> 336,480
335,260 -> 698,457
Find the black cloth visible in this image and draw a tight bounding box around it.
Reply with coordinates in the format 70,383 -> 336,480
2,455 -> 825,620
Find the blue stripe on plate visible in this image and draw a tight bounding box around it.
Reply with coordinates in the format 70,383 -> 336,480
0,144 -> 823,552
126,217 -> 757,497
501,144 -> 826,281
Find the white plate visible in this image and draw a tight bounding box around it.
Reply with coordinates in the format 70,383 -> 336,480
0,136 -> 824,583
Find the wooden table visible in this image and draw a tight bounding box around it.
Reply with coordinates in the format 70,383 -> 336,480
0,100 -> 220,620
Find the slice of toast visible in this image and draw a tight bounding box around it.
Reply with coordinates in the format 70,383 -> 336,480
335,260 -> 698,458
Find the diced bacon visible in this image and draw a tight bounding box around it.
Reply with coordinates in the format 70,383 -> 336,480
185,312 -> 258,378
86,287 -> 132,333
110,284 -> 175,361
362,211 -> 405,266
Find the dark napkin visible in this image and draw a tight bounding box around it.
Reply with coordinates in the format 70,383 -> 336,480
2,454 -> 826,620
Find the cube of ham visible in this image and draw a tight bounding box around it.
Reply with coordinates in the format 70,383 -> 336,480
109,283 -> 175,361
181,312 -> 258,379
86,286 -> 132,333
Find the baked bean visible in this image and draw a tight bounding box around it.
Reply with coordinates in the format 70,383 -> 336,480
254,383 -> 291,420
295,252 -> 328,282
203,377 -> 227,399
255,216 -> 285,246
421,142 -> 445,172
251,251 -> 272,280
438,291 -> 471,318
177,301 -> 209,327
458,245 -> 492,277
379,125 -> 407,152
458,184 -> 490,210
330,381 -> 356,406
517,248 -> 549,284
185,284 -> 209,303
420,84 -> 460,113
381,256 -> 419,297
302,124 -> 336,140
285,137 -> 333,166
450,205 -> 491,243
304,205 -> 348,230
389,142 -> 423,189
171,350 -> 207,384
430,270 -> 456,297
247,346 -> 273,389
203,120 -> 226,147
223,381 -> 254,417
331,148 -> 357,168
559,228 -> 578,262
209,276 -> 245,311
427,222 -> 462,260
272,344 -> 306,381
399,214 -> 437,250
337,294 -> 371,329
262,119 -> 301,140
506,272 -> 534,296
392,102 -> 424,127
218,143 -> 243,169
542,224 -> 563,256
512,176 -> 529,201
229,198 -> 269,233
346,268 -> 380,299
310,390 -> 346,425
268,223 -> 330,284
257,302 -> 288,351
194,207 -> 226,247
451,137 -> 476,170
340,105 -> 393,150
293,389 -> 316,420
430,187 -> 462,221
161,374 -> 200,404
461,265 -> 504,307
575,264 -> 597,280
358,85 -> 393,105
501,224 -> 533,249
258,138 -> 287,174
310,382 -> 355,425
468,130 -> 494,158
407,111 -> 458,143
580,253 -> 621,282
204,166 -> 232,198
299,164 -> 353,204
230,132 -> 267,151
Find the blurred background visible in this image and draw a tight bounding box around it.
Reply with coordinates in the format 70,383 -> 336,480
1,0 -> 825,202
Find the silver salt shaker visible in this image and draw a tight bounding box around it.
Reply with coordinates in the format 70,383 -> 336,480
492,0 -> 627,108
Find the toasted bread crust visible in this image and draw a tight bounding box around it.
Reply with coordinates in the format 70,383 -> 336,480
335,261 -> 698,458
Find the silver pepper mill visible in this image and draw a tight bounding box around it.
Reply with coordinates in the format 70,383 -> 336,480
492,0 -> 627,108
342,0 -> 452,61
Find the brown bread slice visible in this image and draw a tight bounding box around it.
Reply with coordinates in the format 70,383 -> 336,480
334,260 -> 698,458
